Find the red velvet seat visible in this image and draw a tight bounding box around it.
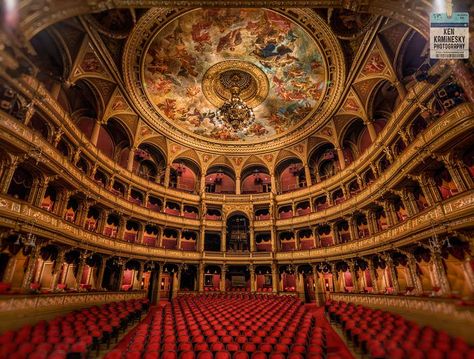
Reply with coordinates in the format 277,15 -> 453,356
197,351 -> 214,359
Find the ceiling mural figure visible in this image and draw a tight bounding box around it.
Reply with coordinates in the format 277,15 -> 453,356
143,8 -> 326,141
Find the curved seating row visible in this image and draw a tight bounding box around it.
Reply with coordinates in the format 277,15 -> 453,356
325,300 -> 473,359
106,294 -> 326,358
0,298 -> 149,359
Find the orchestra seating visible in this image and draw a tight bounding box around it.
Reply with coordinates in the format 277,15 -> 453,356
325,300 -> 473,359
106,294 -> 326,358
0,298 -> 148,359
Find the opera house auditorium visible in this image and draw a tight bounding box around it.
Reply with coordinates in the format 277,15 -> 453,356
0,1 -> 473,358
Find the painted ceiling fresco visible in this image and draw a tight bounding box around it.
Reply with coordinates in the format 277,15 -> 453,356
143,8 -> 326,142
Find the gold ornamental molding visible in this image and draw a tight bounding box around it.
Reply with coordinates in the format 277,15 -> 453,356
15,1 -> 432,41
202,60 -> 269,109
0,291 -> 146,314
329,293 -> 474,326
122,8 -> 346,154
0,61 -> 450,208
0,191 -> 473,263
0,101 -> 472,229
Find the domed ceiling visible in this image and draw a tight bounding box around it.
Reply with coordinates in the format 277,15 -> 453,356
124,8 -> 345,153
142,8 -> 326,141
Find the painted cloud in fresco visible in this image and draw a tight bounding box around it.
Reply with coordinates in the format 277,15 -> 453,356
143,8 -> 325,141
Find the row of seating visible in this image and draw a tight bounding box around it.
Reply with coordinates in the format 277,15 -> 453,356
325,300 -> 473,359
0,298 -> 149,359
106,294 -> 327,358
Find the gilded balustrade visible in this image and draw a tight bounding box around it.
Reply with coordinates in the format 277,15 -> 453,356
0,190 -> 472,262
0,62 -> 451,209
1,96 -> 471,232
329,292 -> 474,325
0,290 -> 146,314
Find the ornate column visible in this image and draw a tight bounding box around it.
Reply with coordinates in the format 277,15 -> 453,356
335,147 -> 346,170
164,164 -> 171,188
347,216 -> 358,241
270,225 -> 277,252
439,156 -> 468,193
454,157 -> 474,189
127,146 -> 137,172
95,256 -> 109,290
220,264 -> 227,292
172,265 -> 182,299
97,210 -> 110,235
2,253 -> 17,284
0,155 -> 21,194
383,201 -> 397,227
271,262 -> 279,293
383,255 -> 400,294
311,264 -> 324,305
77,201 -> 92,227
198,261 -> 204,293
33,176 -> 51,207
90,119 -> 106,147
304,164 -> 312,186
430,247 -> 451,296
348,261 -> 359,292
75,252 -> 87,289
249,221 -> 255,252
406,253 -> 423,295
330,263 -> 340,292
270,174 -> 277,194
176,229 -> 182,250
50,128 -> 63,149
200,174 -> 206,194
21,245 -> 42,290
249,264 -> 256,293
364,210 -> 376,236
132,262 -> 144,290
156,264 -> 163,303
50,248 -> 66,290
116,258 -> 126,291
462,254 -> 474,293
235,176 -> 241,195
330,222 -> 339,245
397,128 -> 410,147
363,119 -> 378,142
368,259 -> 379,293
220,227 -> 226,252
393,80 -> 407,100
199,225 -> 205,252
137,224 -> 145,244
409,174 -> 436,205
117,216 -> 128,241
56,189 -> 72,218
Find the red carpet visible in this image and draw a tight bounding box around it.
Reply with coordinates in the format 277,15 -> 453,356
307,304 -> 355,359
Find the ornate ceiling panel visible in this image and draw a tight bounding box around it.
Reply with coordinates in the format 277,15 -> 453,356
123,8 -> 346,154
142,8 -> 326,142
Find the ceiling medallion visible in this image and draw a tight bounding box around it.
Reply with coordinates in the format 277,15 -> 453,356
203,60 -> 269,136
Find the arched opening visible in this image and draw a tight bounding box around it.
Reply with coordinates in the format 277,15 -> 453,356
279,231 -> 296,251
255,233 -> 271,252
241,165 -> 271,194
204,232 -> 221,252
275,158 -> 305,193
205,166 -> 236,194
7,167 -> 33,201
134,143 -> 166,183
309,143 -> 339,183
226,214 -> 249,252
341,118 -> 369,158
170,159 -> 200,193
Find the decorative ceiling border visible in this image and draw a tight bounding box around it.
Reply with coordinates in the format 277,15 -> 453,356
122,8 -> 346,154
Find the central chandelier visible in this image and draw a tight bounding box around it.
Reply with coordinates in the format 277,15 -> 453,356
214,85 -> 255,132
